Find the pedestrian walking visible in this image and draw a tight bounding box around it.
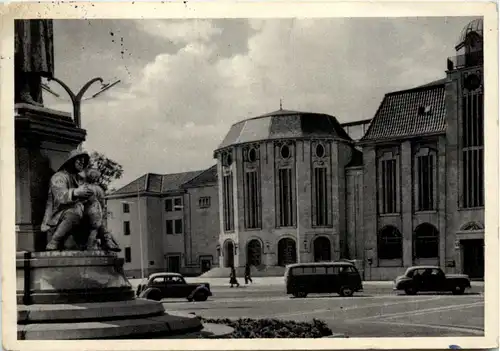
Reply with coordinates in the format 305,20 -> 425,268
244,263 -> 253,284
229,265 -> 240,288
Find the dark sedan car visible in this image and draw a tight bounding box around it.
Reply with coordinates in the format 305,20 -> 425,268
393,266 -> 471,295
136,272 -> 212,301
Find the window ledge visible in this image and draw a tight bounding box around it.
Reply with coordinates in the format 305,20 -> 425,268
458,206 -> 485,211
379,213 -> 400,217
414,210 -> 438,214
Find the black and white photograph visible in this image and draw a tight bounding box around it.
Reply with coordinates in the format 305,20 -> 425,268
1,2 -> 498,350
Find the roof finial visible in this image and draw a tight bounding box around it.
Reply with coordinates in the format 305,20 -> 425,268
279,98 -> 283,110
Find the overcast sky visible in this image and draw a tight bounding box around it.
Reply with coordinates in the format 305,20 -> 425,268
44,17 -> 476,189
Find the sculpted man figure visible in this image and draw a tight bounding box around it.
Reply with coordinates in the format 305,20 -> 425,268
41,149 -> 120,252
15,19 -> 54,106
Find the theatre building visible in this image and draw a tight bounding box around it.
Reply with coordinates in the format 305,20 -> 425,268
214,18 -> 484,280
107,18 -> 484,280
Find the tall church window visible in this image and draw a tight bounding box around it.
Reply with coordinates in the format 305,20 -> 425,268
278,168 -> 294,227
222,173 -> 234,231
461,77 -> 484,208
378,149 -> 400,214
222,151 -> 234,232
312,142 -> 330,227
414,147 -> 437,211
244,146 -> 261,229
275,142 -> 296,228
314,167 -> 328,226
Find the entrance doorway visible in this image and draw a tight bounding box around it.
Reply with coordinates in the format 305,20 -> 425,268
462,239 -> 484,280
313,236 -> 331,262
278,238 -> 297,266
224,240 -> 235,267
201,258 -> 212,273
167,255 -> 181,273
247,239 -> 262,266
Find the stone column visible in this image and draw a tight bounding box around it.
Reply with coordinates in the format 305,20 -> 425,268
15,104 -> 86,252
362,146 -> 377,263
400,141 -> 413,267
437,136 -> 447,269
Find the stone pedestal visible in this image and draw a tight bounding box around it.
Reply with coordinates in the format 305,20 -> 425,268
15,103 -> 86,252
16,251 -> 232,339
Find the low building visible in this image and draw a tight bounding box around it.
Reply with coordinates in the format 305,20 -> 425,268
106,166 -> 219,278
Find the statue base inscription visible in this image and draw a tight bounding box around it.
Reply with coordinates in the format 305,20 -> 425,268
16,251 -> 232,339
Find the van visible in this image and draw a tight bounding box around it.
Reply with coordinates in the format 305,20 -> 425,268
284,262 -> 363,298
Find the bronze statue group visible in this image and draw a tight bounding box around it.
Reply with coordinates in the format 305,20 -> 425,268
15,20 -> 121,252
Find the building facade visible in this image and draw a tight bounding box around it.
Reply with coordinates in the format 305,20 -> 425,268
213,18 -> 484,280
213,109 -> 360,269
107,19 -> 484,280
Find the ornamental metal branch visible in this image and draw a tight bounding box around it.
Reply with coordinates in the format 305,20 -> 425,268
48,77 -> 104,128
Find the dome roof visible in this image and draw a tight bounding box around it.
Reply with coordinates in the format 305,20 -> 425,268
456,18 -> 483,49
215,109 -> 352,152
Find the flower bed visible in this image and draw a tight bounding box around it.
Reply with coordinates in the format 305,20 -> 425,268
201,317 -> 333,338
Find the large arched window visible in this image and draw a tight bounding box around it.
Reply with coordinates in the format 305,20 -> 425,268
414,223 -> 439,258
277,238 -> 297,266
414,147 -> 437,211
313,236 -> 331,262
377,226 -> 402,260
246,239 -> 262,266
377,149 -> 400,214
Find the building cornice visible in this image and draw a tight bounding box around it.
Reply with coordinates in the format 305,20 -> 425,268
357,132 -> 445,147
213,136 -> 354,157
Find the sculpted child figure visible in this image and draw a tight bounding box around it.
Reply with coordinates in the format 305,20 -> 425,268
42,149 -> 120,252
78,168 -> 108,250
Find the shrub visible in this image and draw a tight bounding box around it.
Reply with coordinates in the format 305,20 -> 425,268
201,317 -> 333,338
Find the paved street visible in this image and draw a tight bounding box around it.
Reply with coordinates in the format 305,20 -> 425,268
152,279 -> 484,338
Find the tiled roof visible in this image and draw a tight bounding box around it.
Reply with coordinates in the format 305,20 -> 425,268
360,82 -> 447,143
216,109 -> 352,151
112,174 -> 148,195
112,170 -> 204,196
161,171 -> 203,193
181,165 -> 217,188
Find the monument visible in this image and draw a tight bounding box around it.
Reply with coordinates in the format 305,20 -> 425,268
15,19 -> 231,340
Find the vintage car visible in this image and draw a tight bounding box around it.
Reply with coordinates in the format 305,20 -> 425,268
285,261 -> 363,298
136,272 -> 212,302
393,266 -> 471,295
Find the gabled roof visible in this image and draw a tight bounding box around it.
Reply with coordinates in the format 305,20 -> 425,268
161,171 -> 203,193
360,81 -> 447,144
216,109 -> 352,151
112,170 -> 204,196
181,164 -> 217,189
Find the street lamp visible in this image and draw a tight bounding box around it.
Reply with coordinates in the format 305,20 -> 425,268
122,190 -> 145,279
42,77 -> 121,128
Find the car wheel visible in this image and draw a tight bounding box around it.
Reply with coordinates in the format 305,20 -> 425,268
339,286 -> 354,297
293,291 -> 307,298
405,286 -> 417,295
193,291 -> 208,302
452,285 -> 465,295
146,290 -> 162,301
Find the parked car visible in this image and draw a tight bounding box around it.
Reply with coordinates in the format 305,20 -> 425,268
285,261 -> 363,298
136,272 -> 212,301
393,266 -> 471,295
